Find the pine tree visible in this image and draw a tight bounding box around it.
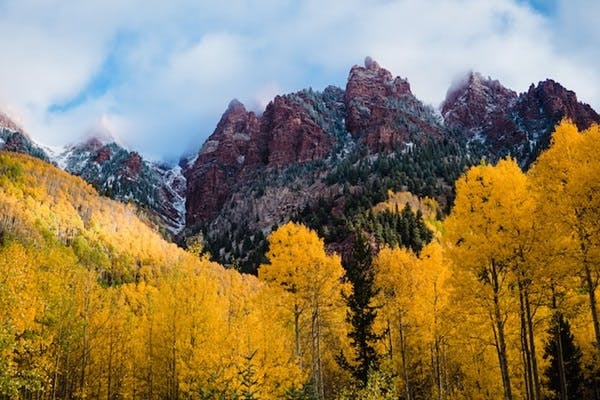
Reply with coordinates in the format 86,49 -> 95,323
543,312 -> 584,400
339,232 -> 380,386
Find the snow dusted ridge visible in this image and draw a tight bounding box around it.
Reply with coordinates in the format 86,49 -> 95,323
153,164 -> 187,234
1,126 -> 187,236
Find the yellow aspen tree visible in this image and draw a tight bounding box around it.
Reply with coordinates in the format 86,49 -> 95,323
444,158 -> 536,400
529,120 -> 600,358
373,246 -> 418,399
0,242 -> 42,397
259,222 -> 350,400
416,242 -> 452,400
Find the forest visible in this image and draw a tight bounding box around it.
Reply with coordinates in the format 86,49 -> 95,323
0,120 -> 598,399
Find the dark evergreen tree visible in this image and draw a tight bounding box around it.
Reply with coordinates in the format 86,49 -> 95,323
543,312 -> 584,400
338,232 -> 380,386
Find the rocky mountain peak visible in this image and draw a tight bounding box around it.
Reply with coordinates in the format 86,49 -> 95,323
0,111 -> 23,133
517,79 -> 600,130
346,57 -> 412,106
0,112 -> 49,161
344,57 -> 440,150
441,71 -> 517,131
185,89 -> 340,227
75,136 -> 106,153
226,98 -> 247,114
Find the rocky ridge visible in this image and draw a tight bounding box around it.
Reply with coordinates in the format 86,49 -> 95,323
52,139 -> 187,234
185,86 -> 346,228
345,57 -> 443,151
0,112 -> 49,161
441,72 -> 600,163
183,58 -> 600,271
0,119 -> 186,234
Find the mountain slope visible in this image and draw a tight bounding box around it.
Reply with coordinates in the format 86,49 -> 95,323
0,151 -> 302,399
0,112 -> 49,161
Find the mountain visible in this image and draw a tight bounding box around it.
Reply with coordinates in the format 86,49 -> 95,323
184,58 -> 600,272
441,72 -> 600,164
185,88 -> 346,228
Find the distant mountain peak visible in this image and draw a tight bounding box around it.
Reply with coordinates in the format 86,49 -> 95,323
442,71 -> 516,118
0,111 -> 24,133
441,71 -> 517,135
514,78 -> 600,136
344,57 -> 441,150
347,57 -> 411,97
226,98 -> 247,113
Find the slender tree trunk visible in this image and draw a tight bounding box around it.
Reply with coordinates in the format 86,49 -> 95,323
52,351 -> 59,400
399,313 -> 411,400
490,259 -> 513,400
434,336 -> 442,399
311,306 -> 324,400
579,226 -> 600,355
443,342 -> 450,399
520,319 -> 532,400
524,288 -> 541,400
294,302 -> 301,367
518,280 -> 533,400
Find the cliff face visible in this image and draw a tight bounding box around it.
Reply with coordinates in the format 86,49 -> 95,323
185,88 -> 345,229
345,57 -> 443,152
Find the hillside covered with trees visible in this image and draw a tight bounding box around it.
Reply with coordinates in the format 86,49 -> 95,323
0,120 -> 599,399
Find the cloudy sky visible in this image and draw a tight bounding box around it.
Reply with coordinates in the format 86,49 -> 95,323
0,0 -> 598,162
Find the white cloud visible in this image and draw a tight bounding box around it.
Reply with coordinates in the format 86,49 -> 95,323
0,0 -> 598,161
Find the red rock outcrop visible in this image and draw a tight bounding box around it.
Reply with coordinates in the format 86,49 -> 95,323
122,152 -> 142,178
260,95 -> 332,168
185,93 -> 336,227
514,79 -> 600,133
94,147 -> 111,163
187,92 -> 333,226
442,72 -> 517,132
442,73 -> 600,161
344,57 -> 442,152
185,100 -> 258,225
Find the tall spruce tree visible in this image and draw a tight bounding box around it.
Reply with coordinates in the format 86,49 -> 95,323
543,312 -> 584,400
339,232 -> 380,386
